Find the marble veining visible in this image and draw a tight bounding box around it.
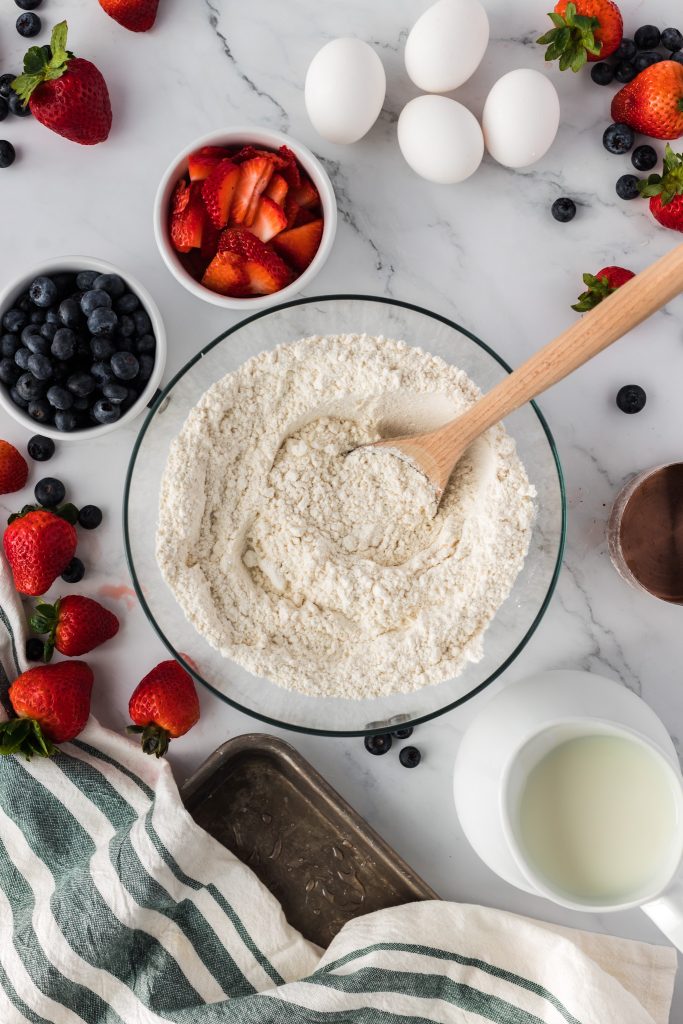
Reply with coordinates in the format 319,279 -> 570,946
0,0 -> 682,1014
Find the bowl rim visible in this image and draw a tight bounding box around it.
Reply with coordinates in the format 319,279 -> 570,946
0,255 -> 167,441
123,292 -> 567,737
153,126 -> 338,311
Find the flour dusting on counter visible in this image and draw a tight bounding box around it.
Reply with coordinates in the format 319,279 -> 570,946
156,334 -> 535,699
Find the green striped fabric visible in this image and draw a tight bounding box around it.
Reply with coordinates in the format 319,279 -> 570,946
0,585 -> 675,1023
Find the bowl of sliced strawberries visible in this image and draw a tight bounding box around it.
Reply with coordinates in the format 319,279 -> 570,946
154,127 -> 337,309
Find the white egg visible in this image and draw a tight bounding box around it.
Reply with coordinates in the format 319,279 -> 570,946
405,0 -> 489,93
482,69 -> 560,169
305,38 -> 386,145
397,95 -> 484,184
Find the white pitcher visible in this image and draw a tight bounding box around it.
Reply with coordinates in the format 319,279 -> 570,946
454,670 -> 683,950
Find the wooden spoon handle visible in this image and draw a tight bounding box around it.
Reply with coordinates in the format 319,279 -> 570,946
445,244 -> 683,451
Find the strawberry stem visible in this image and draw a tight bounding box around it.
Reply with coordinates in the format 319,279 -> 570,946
0,717 -> 56,759
537,2 -> 601,72
29,599 -> 59,662
127,723 -> 171,758
12,20 -> 73,107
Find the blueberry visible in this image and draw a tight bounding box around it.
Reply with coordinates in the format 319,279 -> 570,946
16,0 -> 43,8
90,361 -> 115,386
616,383 -> 646,413
28,398 -> 52,424
118,314 -> 135,340
634,24 -> 661,49
364,734 -> 392,755
17,11 -> 41,36
8,92 -> 30,117
614,37 -> 637,61
9,386 -> 28,409
27,434 -> 54,461
92,398 -> 121,425
90,337 -> 115,360
137,353 -> 154,382
1,334 -> 20,357
52,360 -> 70,383
632,144 -> 658,172
39,322 -> 58,342
0,99 -> 8,123
0,75 -> 16,100
3,309 -> 27,333
133,309 -> 151,336
616,173 -> 641,199
21,325 -> 45,350
102,382 -> 128,404
72,395 -> 89,411
29,309 -> 45,325
16,372 -> 45,401
393,726 -> 414,739
54,410 -> 78,432
662,27 -> 683,51
27,353 -> 52,380
87,308 -> 118,338
122,387 -> 139,410
61,556 -> 84,583
46,385 -> 73,411
45,309 -> 61,325
29,276 -> 57,309
614,61 -> 637,83
634,51 -> 664,72
25,637 -> 44,662
115,292 -> 140,314
399,746 -> 421,768
34,477 -> 65,507
67,372 -> 96,397
111,351 -> 139,380
671,50 -> 683,66
0,139 -> 16,169
136,333 -> 156,354
51,327 -> 76,360
80,289 -> 111,316
58,297 -> 80,328
603,122 -> 635,155
14,347 -> 30,370
0,357 -> 19,385
78,504 -> 102,530
93,273 -> 125,298
590,62 -> 614,85
551,197 -> 577,222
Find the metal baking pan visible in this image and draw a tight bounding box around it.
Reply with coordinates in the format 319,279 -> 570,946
181,733 -> 438,947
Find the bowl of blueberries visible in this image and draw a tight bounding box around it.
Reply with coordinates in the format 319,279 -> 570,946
0,256 -> 166,438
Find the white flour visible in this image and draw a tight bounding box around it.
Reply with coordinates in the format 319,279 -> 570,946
157,334 -> 535,699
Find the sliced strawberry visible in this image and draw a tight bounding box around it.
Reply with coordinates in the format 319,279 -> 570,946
272,219 -> 323,272
178,249 -> 208,282
291,176 -> 319,209
294,205 -> 316,227
232,145 -> 287,168
171,177 -> 190,214
202,251 -> 250,297
251,197 -> 288,242
278,145 -> 302,188
265,173 -> 289,205
243,255 -> 292,295
284,195 -> 300,228
230,156 -> 275,226
201,159 -> 241,229
188,146 -> 232,182
170,182 -> 206,252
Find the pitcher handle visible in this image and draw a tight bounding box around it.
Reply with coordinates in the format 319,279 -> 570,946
642,875 -> 683,952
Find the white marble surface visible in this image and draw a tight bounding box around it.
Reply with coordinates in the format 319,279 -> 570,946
1,0 -> 683,1015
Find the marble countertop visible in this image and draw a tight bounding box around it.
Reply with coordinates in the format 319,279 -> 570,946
1,0 -> 682,1015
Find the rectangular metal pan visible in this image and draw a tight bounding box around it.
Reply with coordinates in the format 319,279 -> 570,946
181,733 -> 438,947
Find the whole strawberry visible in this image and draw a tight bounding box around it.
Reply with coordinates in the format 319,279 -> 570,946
572,266 -> 635,311
639,145 -> 683,232
128,660 -> 200,757
0,441 -> 28,495
30,595 -> 119,661
11,22 -> 112,145
3,506 -> 77,596
0,661 -> 93,758
538,0 -> 623,71
99,0 -> 159,32
612,62 -> 683,141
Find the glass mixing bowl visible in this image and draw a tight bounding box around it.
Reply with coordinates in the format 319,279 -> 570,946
124,296 -> 566,736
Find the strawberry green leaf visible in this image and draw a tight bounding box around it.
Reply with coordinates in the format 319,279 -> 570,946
56,502 -> 79,524
548,12 -> 566,27
12,20 -> 72,105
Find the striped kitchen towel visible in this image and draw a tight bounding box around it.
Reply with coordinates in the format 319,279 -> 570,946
0,560 -> 677,1024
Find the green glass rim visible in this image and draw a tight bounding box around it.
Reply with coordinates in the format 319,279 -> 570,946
123,293 -> 567,738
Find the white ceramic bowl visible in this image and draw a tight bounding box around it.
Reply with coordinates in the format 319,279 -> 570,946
153,127 -> 337,311
0,255 -> 166,442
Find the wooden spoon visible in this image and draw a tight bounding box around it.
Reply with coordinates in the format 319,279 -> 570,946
363,245 -> 683,500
